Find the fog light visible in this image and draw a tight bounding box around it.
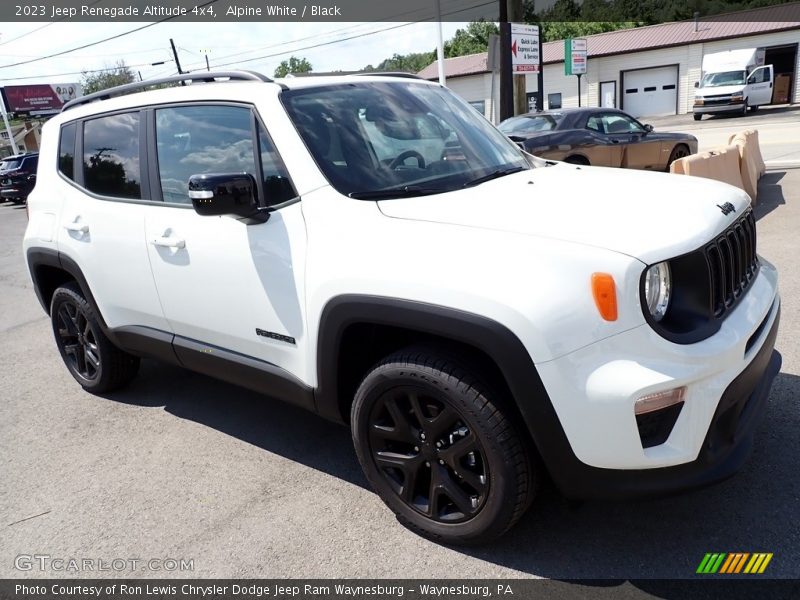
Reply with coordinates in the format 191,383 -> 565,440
635,386 -> 686,448
635,386 -> 686,415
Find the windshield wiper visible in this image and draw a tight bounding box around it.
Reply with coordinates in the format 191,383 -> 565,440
462,166 -> 526,188
349,185 -> 445,200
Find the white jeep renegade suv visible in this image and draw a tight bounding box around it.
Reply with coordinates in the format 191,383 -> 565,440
24,71 -> 781,544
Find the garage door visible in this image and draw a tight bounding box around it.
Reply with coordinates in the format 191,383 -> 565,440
622,66 -> 678,117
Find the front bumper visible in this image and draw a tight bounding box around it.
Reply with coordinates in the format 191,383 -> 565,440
694,103 -> 745,115
532,256 -> 780,499
549,306 -> 780,499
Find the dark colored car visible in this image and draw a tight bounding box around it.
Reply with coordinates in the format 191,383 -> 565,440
499,108 -> 698,171
0,152 -> 38,203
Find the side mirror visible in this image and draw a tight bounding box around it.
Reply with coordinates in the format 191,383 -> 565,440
188,173 -> 265,221
643,124 -> 654,133
694,81 -> 699,88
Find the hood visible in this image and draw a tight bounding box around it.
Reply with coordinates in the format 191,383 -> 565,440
378,164 -> 751,264
696,84 -> 745,97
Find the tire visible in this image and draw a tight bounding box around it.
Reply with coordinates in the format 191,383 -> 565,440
50,282 -> 140,393
741,101 -> 748,116
564,155 -> 589,166
351,348 -> 536,545
693,113 -> 702,121
667,144 -> 691,169
749,105 -> 759,113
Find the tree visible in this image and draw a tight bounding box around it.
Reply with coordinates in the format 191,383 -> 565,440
444,21 -> 499,58
274,56 -> 312,77
81,60 -> 136,94
363,51 -> 436,74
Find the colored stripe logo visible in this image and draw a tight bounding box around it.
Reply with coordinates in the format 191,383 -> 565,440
697,552 -> 773,574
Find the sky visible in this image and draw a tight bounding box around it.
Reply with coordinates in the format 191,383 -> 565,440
0,21 -> 467,87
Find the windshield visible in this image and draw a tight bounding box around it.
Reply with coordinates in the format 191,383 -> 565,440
0,159 -> 21,171
281,82 -> 529,198
499,114 -> 561,134
701,70 -> 747,87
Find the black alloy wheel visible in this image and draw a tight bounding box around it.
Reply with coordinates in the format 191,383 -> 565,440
56,300 -> 101,382
368,387 -> 490,523
352,348 -> 536,544
50,282 -> 140,393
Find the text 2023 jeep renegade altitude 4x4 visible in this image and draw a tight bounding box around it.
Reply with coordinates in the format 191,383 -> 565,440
24,71 -> 781,544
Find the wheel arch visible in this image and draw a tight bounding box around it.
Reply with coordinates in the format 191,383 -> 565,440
314,295 -> 577,474
26,248 -> 114,337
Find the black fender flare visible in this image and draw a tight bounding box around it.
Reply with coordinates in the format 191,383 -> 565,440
26,247 -> 119,344
313,294 -> 580,486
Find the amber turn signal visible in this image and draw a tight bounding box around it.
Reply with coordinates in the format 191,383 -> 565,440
591,273 -> 618,321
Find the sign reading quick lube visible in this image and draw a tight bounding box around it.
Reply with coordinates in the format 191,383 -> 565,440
510,23 -> 540,73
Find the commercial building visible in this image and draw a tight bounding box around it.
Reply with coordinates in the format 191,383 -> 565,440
417,3 -> 800,121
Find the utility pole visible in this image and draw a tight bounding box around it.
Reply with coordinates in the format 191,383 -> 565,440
536,27 -> 544,112
435,0 -> 446,85
170,39 -> 185,85
170,39 -> 183,74
499,1 -> 512,121
508,0 -> 526,116
0,94 -> 18,156
169,38 -> 186,85
499,0 -> 527,120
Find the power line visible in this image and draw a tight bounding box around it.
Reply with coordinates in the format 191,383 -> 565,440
0,0 -> 219,70
210,2 -> 494,71
0,59 -> 173,82
180,0 -> 488,71
0,0 -> 104,47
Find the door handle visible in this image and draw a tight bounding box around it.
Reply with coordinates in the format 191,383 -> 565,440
151,236 -> 186,249
611,139 -> 620,144
64,222 -> 89,234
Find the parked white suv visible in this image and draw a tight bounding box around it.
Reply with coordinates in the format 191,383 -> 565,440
24,71 -> 781,544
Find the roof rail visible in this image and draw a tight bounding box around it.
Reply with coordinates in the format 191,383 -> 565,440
62,70 -> 272,112
353,72 -> 424,80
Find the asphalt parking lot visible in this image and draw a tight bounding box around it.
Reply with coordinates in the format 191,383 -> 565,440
1,164 -> 799,581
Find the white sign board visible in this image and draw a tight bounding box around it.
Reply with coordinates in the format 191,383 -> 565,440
511,23 -> 540,73
566,38 -> 587,75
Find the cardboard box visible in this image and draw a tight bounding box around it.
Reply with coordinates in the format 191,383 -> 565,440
773,73 -> 792,104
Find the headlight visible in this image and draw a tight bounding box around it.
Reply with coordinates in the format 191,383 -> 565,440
731,91 -> 744,103
644,262 -> 671,322
694,96 -> 704,105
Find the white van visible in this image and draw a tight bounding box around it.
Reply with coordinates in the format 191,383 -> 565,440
693,48 -> 774,120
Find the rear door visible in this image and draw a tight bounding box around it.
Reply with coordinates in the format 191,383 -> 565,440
56,112 -> 170,332
746,65 -> 774,106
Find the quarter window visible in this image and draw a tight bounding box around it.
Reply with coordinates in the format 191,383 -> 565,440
155,105 -> 256,204
82,113 -> 141,199
257,123 -> 296,206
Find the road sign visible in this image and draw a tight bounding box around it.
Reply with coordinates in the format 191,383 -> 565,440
511,23 -> 540,73
565,38 -> 587,75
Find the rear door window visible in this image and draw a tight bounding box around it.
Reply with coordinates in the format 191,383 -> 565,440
82,112 -> 142,199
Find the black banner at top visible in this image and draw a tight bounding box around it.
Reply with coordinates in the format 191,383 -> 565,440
1,0 -> 799,22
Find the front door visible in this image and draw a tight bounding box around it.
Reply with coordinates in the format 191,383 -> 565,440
598,112 -> 662,170
143,103 -> 308,380
746,65 -> 774,106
